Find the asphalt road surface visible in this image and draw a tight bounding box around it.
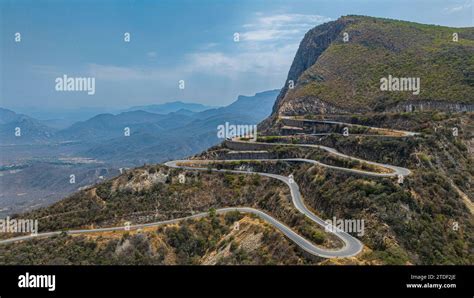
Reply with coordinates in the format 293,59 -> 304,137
0,119 -> 416,260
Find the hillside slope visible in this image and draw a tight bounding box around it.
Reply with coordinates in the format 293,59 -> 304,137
0,108 -> 55,144
267,15 -> 474,122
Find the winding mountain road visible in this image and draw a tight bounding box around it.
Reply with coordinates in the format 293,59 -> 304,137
0,118 -> 416,259
165,160 -> 364,257
162,119 -> 415,258
280,116 -> 419,137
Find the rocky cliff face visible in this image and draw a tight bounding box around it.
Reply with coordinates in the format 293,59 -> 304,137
271,18 -> 355,115
266,15 -> 474,123
384,100 -> 474,113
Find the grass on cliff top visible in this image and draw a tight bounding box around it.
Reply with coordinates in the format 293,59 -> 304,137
287,16 -> 474,111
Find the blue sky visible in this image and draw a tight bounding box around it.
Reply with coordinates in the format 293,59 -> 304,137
1,0 -> 473,110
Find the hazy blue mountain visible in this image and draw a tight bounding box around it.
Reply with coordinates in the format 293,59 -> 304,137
55,110 -> 197,141
84,112 -> 260,165
172,109 -> 196,116
125,101 -> 215,114
0,108 -> 20,124
10,106 -> 121,128
81,90 -> 279,164
195,89 -> 279,120
2,89 -> 279,163
0,90 -> 279,215
0,108 -> 56,144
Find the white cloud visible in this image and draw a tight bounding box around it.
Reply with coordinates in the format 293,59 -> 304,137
86,63 -> 170,81
30,65 -> 61,76
199,42 -> 219,50
444,1 -> 472,13
82,13 -> 329,85
241,13 -> 332,42
147,51 -> 158,58
184,43 -> 298,77
245,13 -> 332,28
184,12 -> 330,78
86,42 -> 298,82
31,63 -> 170,81
241,29 -> 301,41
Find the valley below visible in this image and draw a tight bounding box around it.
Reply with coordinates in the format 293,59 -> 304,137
0,90 -> 279,217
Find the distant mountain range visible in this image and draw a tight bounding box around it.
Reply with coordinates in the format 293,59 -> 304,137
74,90 -> 280,165
0,108 -> 56,144
6,101 -> 217,130
0,89 -> 279,215
1,89 -> 280,165
124,101 -> 215,114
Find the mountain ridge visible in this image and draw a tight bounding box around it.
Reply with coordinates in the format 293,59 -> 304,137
125,101 -> 215,114
267,15 -> 474,125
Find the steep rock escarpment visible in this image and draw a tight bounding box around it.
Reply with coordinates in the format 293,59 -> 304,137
263,15 -> 474,129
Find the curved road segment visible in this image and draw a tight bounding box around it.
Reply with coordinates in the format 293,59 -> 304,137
0,119 -> 415,260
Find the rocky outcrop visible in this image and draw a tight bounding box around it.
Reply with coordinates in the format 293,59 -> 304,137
261,15 -> 474,128
271,18 -> 355,115
219,150 -> 272,160
275,96 -> 349,116
259,17 -> 355,131
224,141 -> 275,151
384,101 -> 474,113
